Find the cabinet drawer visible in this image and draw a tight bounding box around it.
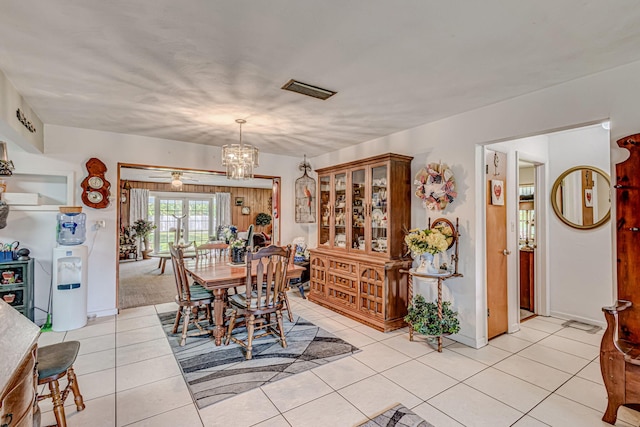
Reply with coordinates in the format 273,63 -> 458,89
326,285 -> 357,309
328,273 -> 357,291
1,356 -> 35,427
328,259 -> 357,277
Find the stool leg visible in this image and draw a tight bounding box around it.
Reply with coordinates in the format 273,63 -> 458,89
67,367 -> 85,411
49,379 -> 67,427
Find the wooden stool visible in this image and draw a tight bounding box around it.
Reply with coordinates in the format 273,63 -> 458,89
37,341 -> 85,427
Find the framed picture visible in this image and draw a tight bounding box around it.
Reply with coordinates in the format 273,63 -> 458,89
491,180 -> 504,205
584,188 -> 593,207
241,206 -> 251,215
235,197 -> 244,206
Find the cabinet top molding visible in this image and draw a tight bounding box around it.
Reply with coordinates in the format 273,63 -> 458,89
316,153 -> 413,174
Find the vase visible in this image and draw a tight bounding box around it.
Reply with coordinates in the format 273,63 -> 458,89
231,247 -> 246,264
141,237 -> 151,259
416,252 -> 439,275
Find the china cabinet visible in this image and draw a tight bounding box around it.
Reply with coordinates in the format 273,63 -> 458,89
310,153 -> 413,332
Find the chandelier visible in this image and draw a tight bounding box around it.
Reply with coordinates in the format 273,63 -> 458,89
222,119 -> 259,180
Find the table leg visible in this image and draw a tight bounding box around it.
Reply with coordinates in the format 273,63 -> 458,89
212,288 -> 227,346
160,258 -> 167,274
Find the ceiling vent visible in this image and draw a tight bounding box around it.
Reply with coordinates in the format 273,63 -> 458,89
281,79 -> 337,100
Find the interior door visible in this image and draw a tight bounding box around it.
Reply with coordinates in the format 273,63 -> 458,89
486,149 -> 509,339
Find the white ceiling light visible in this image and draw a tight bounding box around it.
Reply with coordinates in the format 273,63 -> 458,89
222,119 -> 259,180
171,172 -> 183,188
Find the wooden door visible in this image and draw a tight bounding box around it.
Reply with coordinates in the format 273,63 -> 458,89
486,149 -> 509,339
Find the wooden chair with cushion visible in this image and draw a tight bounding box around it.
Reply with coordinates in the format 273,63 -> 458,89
37,341 -> 85,427
169,244 -> 214,346
225,244 -> 292,360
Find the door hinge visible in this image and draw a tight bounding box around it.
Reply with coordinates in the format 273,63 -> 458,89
487,308 -> 490,317
486,164 -> 489,174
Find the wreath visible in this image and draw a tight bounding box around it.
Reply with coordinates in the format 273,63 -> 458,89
414,162 -> 457,211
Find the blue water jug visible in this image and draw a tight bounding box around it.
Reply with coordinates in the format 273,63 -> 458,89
56,212 -> 87,245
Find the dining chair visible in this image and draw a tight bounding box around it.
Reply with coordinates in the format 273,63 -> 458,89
37,341 -> 85,427
169,244 -> 214,346
225,244 -> 292,360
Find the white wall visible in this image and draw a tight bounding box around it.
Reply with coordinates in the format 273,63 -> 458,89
0,69 -> 43,153
311,59 -> 640,347
0,125 -> 305,323
547,125 -> 612,325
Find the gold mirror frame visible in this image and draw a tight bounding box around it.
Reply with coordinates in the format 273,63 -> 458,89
551,165 -> 611,230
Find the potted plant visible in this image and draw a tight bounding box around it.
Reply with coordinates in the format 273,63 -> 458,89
132,219 -> 157,259
405,227 -> 450,274
405,295 -> 460,336
255,212 -> 271,227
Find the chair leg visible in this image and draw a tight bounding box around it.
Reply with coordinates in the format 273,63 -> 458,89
49,379 -> 67,427
246,314 -> 256,360
282,292 -> 294,322
276,311 -> 287,349
172,308 -> 183,334
180,309 -> 191,346
67,366 -> 85,411
225,309 -> 238,345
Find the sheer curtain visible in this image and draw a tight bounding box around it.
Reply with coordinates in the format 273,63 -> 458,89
215,192 -> 231,231
129,188 -> 150,256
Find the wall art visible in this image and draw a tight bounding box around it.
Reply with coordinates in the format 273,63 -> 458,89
414,162 -> 457,210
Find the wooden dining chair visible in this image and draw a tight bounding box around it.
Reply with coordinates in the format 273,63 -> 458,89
225,244 -> 292,360
169,244 -> 214,346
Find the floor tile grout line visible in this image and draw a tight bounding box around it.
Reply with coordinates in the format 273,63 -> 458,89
119,402 -> 204,427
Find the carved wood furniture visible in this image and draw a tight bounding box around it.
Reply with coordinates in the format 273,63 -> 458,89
185,256 -> 304,346
37,341 -> 85,427
169,245 -> 214,346
600,133 -> 640,424
309,153 -> 413,332
225,245 -> 292,360
0,300 -> 40,427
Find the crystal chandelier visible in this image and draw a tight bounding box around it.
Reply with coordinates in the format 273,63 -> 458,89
222,119 -> 259,180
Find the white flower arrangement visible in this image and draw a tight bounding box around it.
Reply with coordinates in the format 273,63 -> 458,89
405,228 -> 449,255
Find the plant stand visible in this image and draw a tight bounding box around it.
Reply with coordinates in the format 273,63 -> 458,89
403,217 -> 463,352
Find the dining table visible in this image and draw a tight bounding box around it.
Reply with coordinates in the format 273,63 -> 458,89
184,257 -> 305,345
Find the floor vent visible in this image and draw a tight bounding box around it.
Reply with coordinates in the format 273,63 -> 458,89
561,319 -> 602,334
281,79 -> 337,100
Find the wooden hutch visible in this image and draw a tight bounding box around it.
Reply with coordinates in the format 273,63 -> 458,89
308,153 -> 413,332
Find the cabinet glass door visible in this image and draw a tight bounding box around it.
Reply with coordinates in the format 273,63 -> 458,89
319,175 -> 331,246
351,168 -> 366,252
333,173 -> 347,249
370,164 -> 388,255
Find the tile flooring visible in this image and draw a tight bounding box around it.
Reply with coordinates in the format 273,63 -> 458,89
37,294 -> 640,427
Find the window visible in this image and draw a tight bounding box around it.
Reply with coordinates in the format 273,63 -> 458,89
149,194 -> 216,252
519,185 -> 535,245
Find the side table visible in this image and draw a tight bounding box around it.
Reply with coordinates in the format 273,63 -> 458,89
404,268 -> 462,352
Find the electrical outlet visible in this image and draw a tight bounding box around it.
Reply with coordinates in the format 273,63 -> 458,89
95,220 -> 106,229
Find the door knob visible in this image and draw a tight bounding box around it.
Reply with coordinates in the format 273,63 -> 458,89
503,249 -> 511,255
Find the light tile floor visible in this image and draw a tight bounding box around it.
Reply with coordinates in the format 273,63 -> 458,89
37,292 -> 640,427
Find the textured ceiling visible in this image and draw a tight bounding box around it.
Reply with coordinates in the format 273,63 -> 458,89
1,1 -> 640,157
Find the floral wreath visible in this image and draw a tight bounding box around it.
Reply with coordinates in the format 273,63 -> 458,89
414,162 -> 457,211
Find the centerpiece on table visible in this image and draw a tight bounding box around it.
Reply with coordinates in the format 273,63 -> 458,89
218,225 -> 238,244
132,219 -> 157,259
404,227 -> 450,274
229,238 -> 247,265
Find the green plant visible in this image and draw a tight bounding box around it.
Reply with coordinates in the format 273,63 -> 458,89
132,219 -> 157,238
255,212 -> 272,226
405,295 -> 460,336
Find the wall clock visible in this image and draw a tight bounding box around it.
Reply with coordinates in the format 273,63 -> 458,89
80,158 -> 111,209
241,206 -> 251,215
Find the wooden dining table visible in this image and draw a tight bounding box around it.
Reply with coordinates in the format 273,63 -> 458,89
184,258 -> 305,345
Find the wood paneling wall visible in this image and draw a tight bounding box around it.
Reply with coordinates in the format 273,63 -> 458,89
120,181 -> 272,232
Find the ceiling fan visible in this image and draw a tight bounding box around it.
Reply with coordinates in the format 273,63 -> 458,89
146,171 -> 199,188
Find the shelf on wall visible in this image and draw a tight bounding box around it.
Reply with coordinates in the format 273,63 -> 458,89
2,170 -> 75,211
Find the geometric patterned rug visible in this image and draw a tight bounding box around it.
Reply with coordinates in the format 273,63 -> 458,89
158,311 -> 360,409
357,404 -> 434,427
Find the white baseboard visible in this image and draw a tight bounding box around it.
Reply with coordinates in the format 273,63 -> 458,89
89,308 -> 118,318
549,310 -> 606,329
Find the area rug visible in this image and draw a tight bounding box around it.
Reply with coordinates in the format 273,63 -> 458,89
158,311 -> 360,409
357,404 -> 434,427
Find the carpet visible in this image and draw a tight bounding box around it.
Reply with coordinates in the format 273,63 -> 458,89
158,311 -> 360,409
357,404 -> 434,427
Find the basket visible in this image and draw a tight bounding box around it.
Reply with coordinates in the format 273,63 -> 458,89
59,206 -> 83,214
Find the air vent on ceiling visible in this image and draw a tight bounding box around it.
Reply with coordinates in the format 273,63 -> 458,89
281,79 -> 337,100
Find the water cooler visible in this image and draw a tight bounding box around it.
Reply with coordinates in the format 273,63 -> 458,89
52,209 -> 88,331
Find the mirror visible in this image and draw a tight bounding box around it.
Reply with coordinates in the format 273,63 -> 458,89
551,166 -> 611,229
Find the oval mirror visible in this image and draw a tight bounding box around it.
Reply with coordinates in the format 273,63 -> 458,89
551,166 -> 611,229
